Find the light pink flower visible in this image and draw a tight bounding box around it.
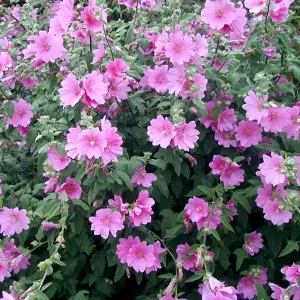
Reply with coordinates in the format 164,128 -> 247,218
0,262 -> 10,282
65,126 -> 82,159
56,0 -> 74,29
0,208 -> 30,236
59,73 -> 84,107
127,241 -> 156,272
105,77 -> 131,101
89,208 -> 124,239
100,118 -> 123,164
201,0 -> 235,30
116,236 -> 140,264
0,52 -> 13,78
108,195 -> 128,218
145,241 -> 165,274
147,115 -> 176,148
131,165 -> 157,187
176,243 -> 198,271
237,276 -> 257,299
47,147 -> 71,171
263,200 -> 292,225
174,121 -> 199,151
181,73 -> 208,100
283,106 -> 300,140
256,184 -> 285,209
147,65 -> 169,94
215,128 -> 237,148
82,6 -> 102,32
34,31 -> 65,63
281,264 -> 300,283
209,155 -> 227,175
270,5 -> 288,22
92,41 -> 105,64
245,0 -> 267,13
78,128 -> 107,159
196,207 -> 222,230
269,283 -> 284,300
235,120 -> 262,148
194,34 -> 208,58
0,291 -> 16,299
165,31 -> 195,65
56,177 -> 82,200
82,71 -> 108,105
6,99 -> 33,128
242,91 -> 268,123
243,231 -> 263,256
129,190 -> 155,227
217,108 -> 237,131
44,176 -> 59,193
260,107 -> 290,133
185,197 -> 209,222
220,163 -> 244,186
106,58 -> 129,81
258,153 -> 286,186
167,65 -> 186,96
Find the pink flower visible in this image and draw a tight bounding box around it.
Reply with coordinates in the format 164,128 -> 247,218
225,199 -> 238,220
196,207 -> 222,230
258,153 -> 286,186
237,276 -> 257,299
92,41 -> 105,64
147,115 -> 176,148
185,197 -> 209,222
89,208 -> 124,239
59,73 -> 84,107
78,127 -> 107,159
281,264 -> 300,283
176,243 -> 198,271
42,221 -> 57,231
270,5 -> 288,22
147,65 -> 169,94
174,121 -> 199,151
0,208 -> 30,236
0,51 -> 13,78
105,77 -> 131,101
242,91 -> 268,123
194,34 -> 208,58
256,184 -> 285,209
245,0 -> 267,13
127,241 -> 156,272
243,231 -> 263,256
0,262 -> 10,282
235,121 -> 262,148
181,73 -> 208,100
0,291 -> 16,299
214,128 -> 237,148
108,195 -> 128,218
106,58 -> 129,81
117,236 -> 141,264
220,163 -> 245,186
44,176 -> 59,193
129,190 -> 155,227
269,283 -> 284,299
65,126 -> 82,159
100,118 -> 123,164
145,241 -> 165,273
167,65 -> 186,96
131,165 -> 157,187
34,31 -> 65,63
201,0 -> 235,30
209,155 -> 227,175
47,147 -> 71,171
217,108 -> 237,131
82,6 -> 102,32
283,106 -> 300,140
56,177 -> 82,200
260,107 -> 290,133
165,31 -> 195,65
7,99 -> 33,128
263,200 -> 292,225
82,71 -> 108,105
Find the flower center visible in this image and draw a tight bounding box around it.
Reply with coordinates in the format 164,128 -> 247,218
10,213 -> 19,222
137,250 -> 144,258
174,44 -> 182,53
196,204 -> 202,212
157,76 -> 164,84
269,111 -> 278,120
104,216 -> 111,225
17,109 -> 24,116
244,128 -> 253,136
43,43 -> 51,51
215,9 -> 223,18
65,185 -> 74,193
89,138 -> 96,146
162,129 -> 169,135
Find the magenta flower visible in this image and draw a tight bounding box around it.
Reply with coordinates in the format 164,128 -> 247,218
165,31 -> 195,65
0,51 -> 13,78
129,190 -> 155,227
47,147 -> 71,171
217,108 -> 237,131
131,165 -> 157,188
144,241 -> 165,274
105,77 -> 131,101
174,121 -> 199,151
89,208 -> 124,239
270,5 -> 288,22
242,91 -> 268,123
44,176 -> 59,193
78,128 -> 107,159
196,207 -> 222,230
237,276 -> 257,299
106,58 -> 129,81
42,221 -> 58,231
92,41 -> 105,64
269,283 -> 284,300
258,153 -> 286,186
281,263 -> 300,283
185,197 -> 209,222
116,236 -> 140,264
59,73 -> 84,107
220,163 -> 244,186
260,107 -> 290,133
127,241 -> 156,272
147,115 -> 176,148
214,128 -> 237,148
56,177 -> 82,200
167,65 -> 186,96
7,99 -> 33,128
0,262 -> 10,282
65,126 -> 82,159
100,118 -> 123,165
34,31 -> 65,63
108,195 -> 128,218
201,0 -> 235,30
243,231 -> 264,256
147,65 -> 170,94
82,6 -> 102,32
176,243 -> 198,271
235,120 -> 262,148
0,208 -> 30,236
263,200 -> 292,225
209,155 -> 227,175
245,0 -> 267,13
82,71 -> 108,105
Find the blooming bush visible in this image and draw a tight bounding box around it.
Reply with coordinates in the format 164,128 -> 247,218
0,0 -> 300,299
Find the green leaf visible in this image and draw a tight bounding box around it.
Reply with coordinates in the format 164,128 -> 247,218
32,291 -> 49,300
278,32 -> 292,51
115,170 -> 133,191
234,248 -> 248,271
125,25 -> 133,45
90,252 -> 106,276
278,240 -> 299,257
154,179 -> 169,198
74,291 -> 89,300
194,99 -> 207,116
165,224 -> 184,239
158,273 -> 175,279
255,282 -> 268,300
220,216 -> 235,233
233,156 -> 244,163
72,199 -> 90,211
114,263 -> 126,282
185,271 -> 206,283
75,165 -> 86,181
5,102 -> 14,117
197,185 -> 214,198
